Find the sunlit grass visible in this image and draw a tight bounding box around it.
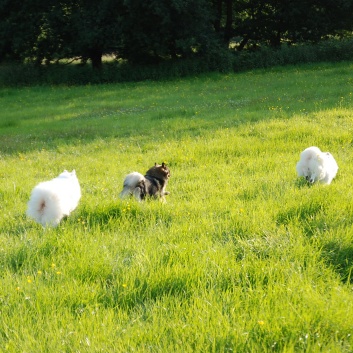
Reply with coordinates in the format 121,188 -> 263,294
1,61 -> 353,351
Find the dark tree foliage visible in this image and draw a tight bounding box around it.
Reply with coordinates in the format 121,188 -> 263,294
38,0 -> 123,68
0,0 -> 352,67
0,0 -> 123,67
232,0 -> 353,50
120,0 -> 216,64
59,0 -> 123,68
0,0 -> 51,62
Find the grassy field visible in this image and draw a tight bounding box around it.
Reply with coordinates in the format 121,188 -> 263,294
1,61 -> 353,352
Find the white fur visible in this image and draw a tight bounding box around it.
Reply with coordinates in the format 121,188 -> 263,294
296,146 -> 338,184
119,172 -> 144,201
27,170 -> 81,227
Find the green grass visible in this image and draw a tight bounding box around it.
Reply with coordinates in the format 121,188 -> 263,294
1,61 -> 353,352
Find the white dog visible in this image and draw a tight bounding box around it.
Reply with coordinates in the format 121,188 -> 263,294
296,146 -> 338,184
27,170 -> 81,227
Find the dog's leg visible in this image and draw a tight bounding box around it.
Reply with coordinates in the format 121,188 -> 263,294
161,185 -> 170,196
133,187 -> 143,202
119,186 -> 132,199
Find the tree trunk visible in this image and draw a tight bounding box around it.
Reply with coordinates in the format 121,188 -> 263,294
214,0 -> 222,33
269,31 -> 281,48
89,49 -> 103,69
224,0 -> 233,42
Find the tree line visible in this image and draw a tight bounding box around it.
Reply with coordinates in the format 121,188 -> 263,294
1,0 -> 352,69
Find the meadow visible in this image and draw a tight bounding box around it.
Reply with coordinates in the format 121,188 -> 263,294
1,61 -> 353,352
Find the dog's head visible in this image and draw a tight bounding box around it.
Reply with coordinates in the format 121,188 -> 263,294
57,169 -> 78,180
146,162 -> 171,181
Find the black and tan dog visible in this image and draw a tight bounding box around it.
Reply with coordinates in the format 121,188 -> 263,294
119,163 -> 171,202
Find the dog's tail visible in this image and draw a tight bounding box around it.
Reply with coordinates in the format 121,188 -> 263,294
119,172 -> 145,199
26,182 -> 65,227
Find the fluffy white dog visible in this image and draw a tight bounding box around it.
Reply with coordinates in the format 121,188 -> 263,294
296,146 -> 338,184
27,170 -> 81,227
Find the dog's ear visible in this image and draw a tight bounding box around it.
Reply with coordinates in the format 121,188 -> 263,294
155,163 -> 157,166
162,162 -> 165,168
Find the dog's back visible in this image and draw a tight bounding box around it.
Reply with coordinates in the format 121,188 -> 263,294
321,152 -> 339,184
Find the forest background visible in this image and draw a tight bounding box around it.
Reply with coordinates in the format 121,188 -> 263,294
1,0 -> 353,85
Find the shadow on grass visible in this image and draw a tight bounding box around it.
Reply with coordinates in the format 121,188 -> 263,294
0,123 -> 116,155
275,196 -> 333,240
2,60 -> 353,156
0,77 -> 291,155
321,241 -> 353,284
78,202 -> 173,230
276,200 -> 325,228
98,276 -> 191,312
79,205 -> 125,227
1,235 -> 59,273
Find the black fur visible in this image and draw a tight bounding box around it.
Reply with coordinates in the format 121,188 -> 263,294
137,174 -> 167,200
120,162 -> 171,202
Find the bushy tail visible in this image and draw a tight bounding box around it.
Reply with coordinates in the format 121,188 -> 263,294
26,183 -> 65,227
119,172 -> 145,199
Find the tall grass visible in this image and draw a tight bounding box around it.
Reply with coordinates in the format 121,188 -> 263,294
1,61 -> 353,352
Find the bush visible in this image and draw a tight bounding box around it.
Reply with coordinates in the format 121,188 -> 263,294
233,38 -> 353,72
1,38 -> 352,87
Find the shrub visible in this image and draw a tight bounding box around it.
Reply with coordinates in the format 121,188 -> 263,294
1,38 -> 352,86
233,38 -> 353,72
